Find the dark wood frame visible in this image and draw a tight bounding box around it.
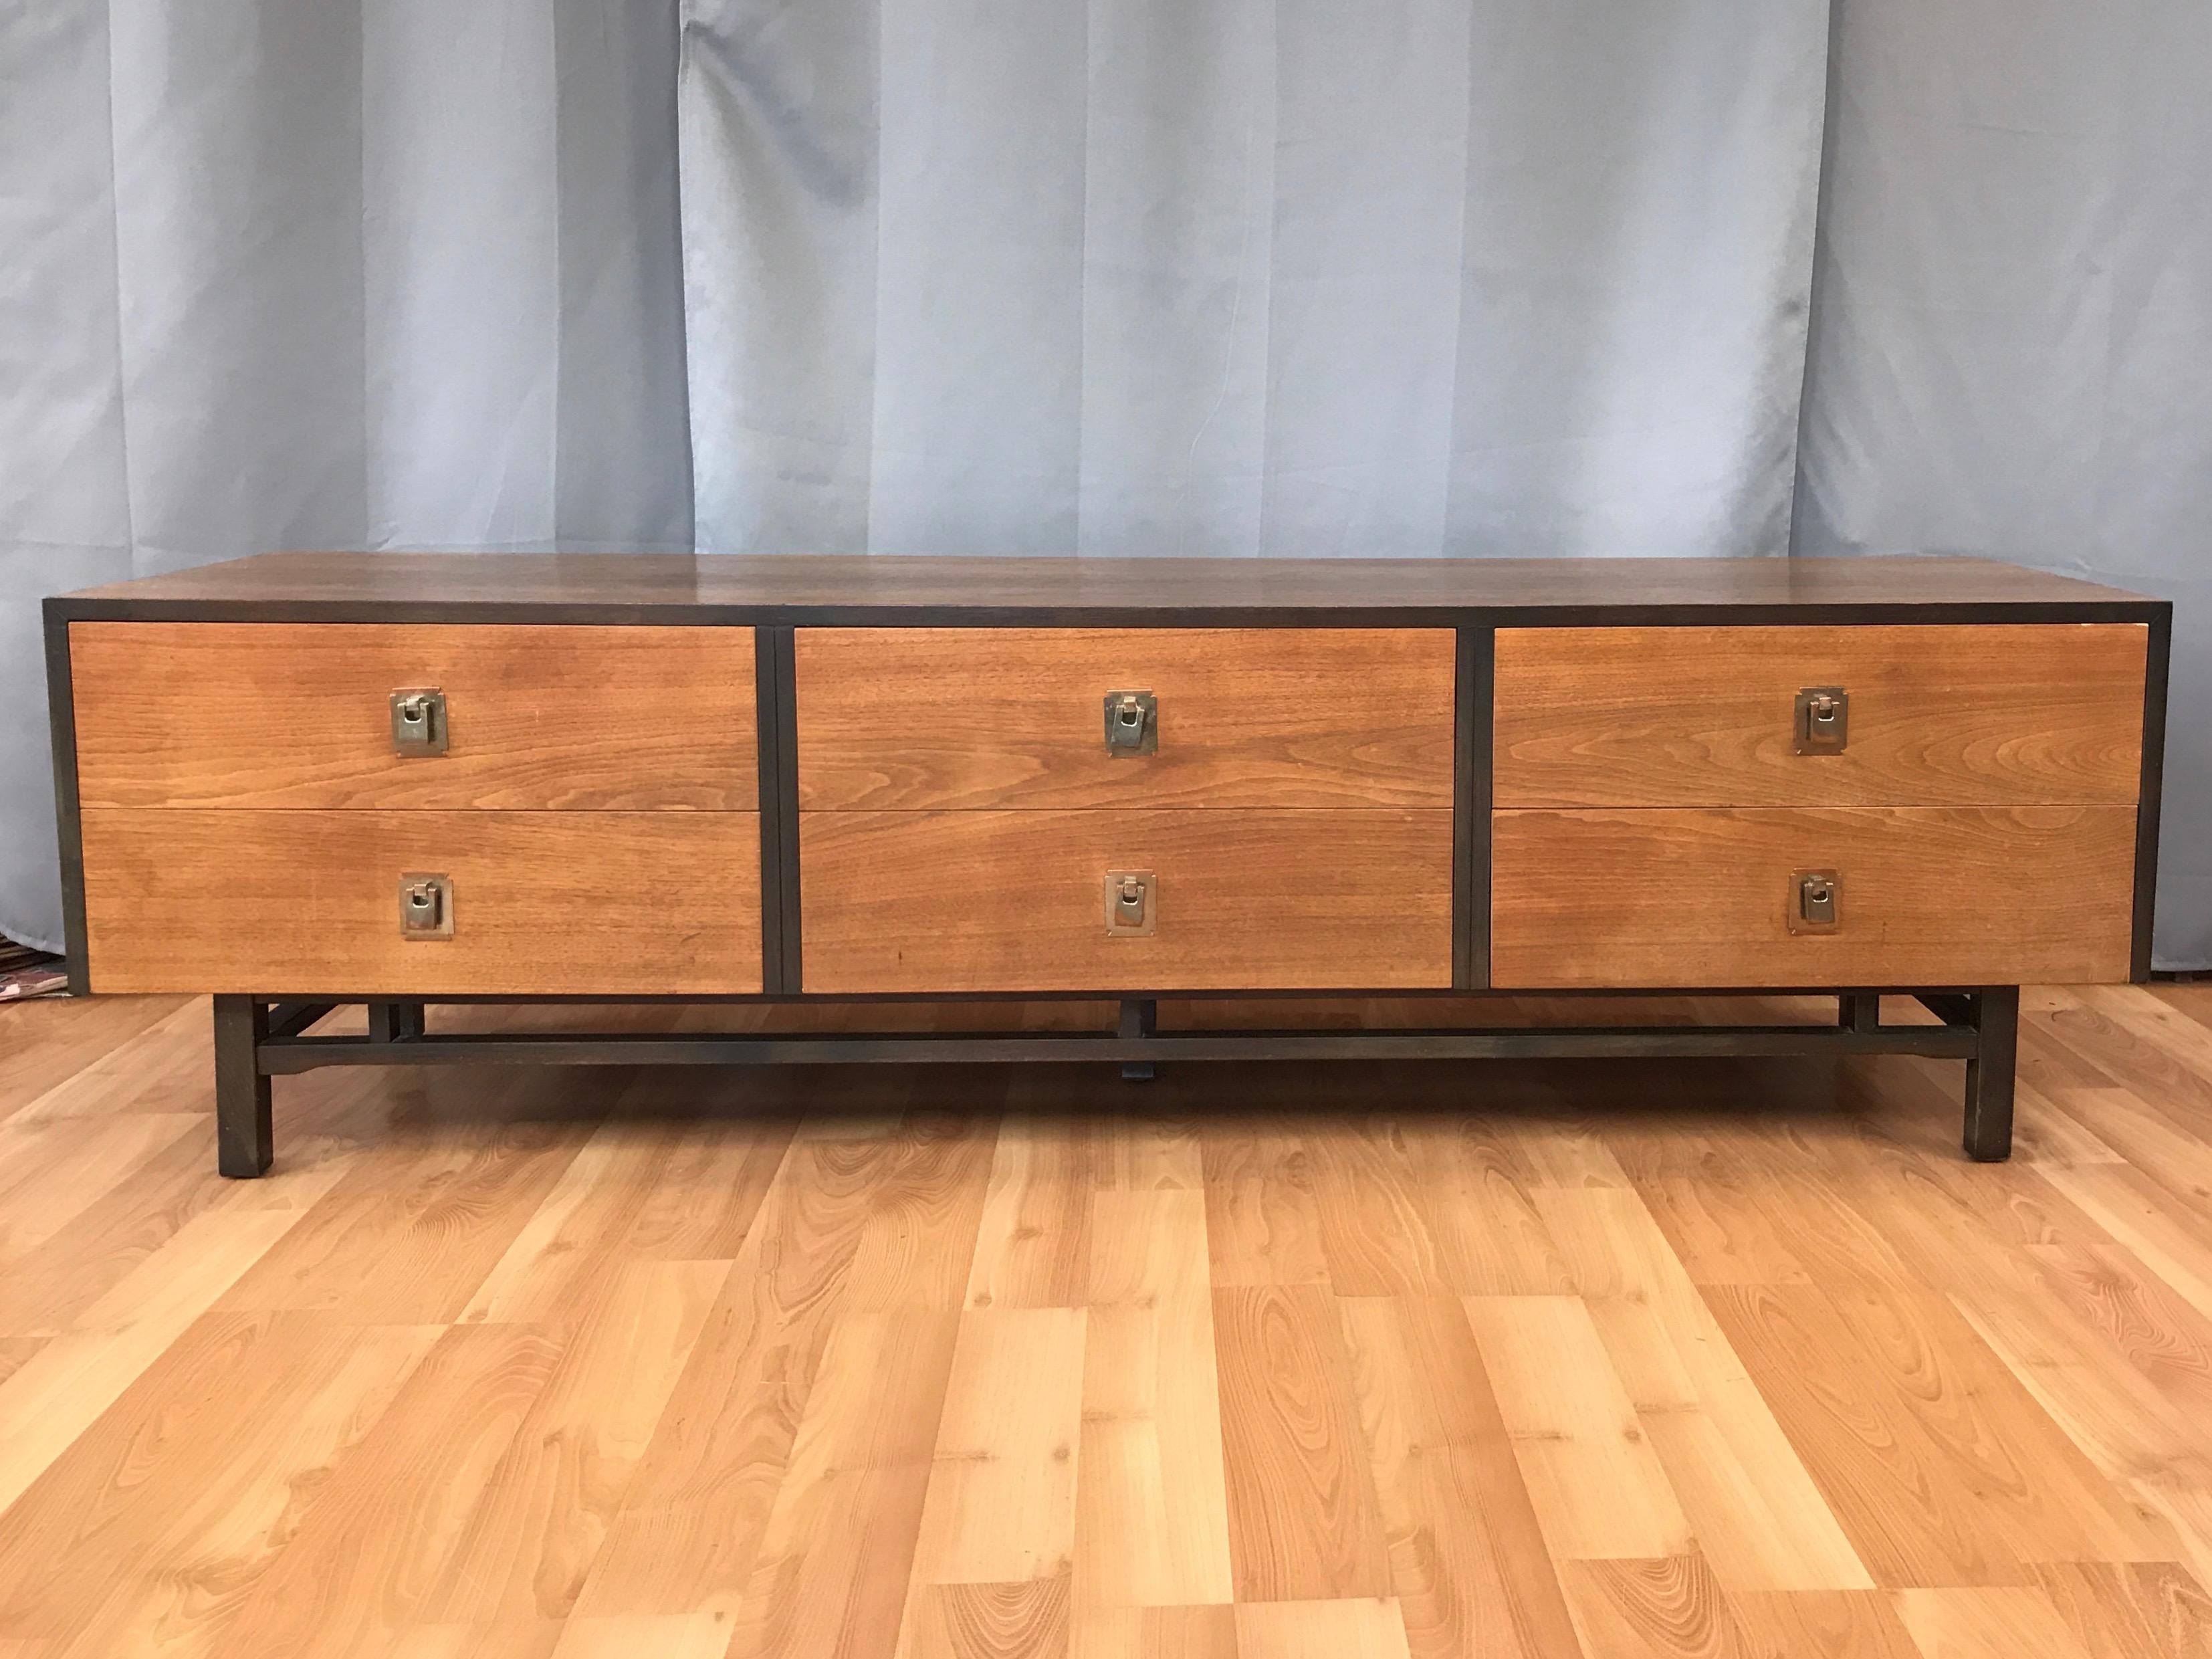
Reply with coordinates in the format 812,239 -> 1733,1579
43,557 -> 2173,1176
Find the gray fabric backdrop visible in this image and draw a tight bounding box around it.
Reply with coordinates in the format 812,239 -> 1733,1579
2,0 -> 2205,968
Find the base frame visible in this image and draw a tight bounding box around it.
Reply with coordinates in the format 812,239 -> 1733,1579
211,988 -> 2019,1176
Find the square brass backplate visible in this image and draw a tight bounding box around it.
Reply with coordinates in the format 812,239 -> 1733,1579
399,873 -> 455,939
1788,869 -> 1840,934
391,687 -> 449,756
1793,686 -> 1848,754
1103,690 -> 1157,755
1104,870 -> 1158,936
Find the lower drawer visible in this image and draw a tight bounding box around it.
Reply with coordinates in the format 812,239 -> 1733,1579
80,810 -> 762,994
800,810 -> 1453,993
1490,806 -> 2136,988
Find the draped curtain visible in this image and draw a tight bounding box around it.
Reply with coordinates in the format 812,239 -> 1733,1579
3,0 -> 2206,967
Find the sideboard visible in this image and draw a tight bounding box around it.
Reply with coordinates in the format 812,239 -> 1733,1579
44,554 -> 2169,1174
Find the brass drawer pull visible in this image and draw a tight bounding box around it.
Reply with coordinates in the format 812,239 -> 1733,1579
399,873 -> 455,939
1794,686 -> 1848,754
1105,870 -> 1157,935
391,688 -> 449,755
1103,690 -> 1157,755
1790,869 -> 1840,933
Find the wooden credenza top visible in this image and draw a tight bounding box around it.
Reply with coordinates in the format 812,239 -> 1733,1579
51,550 -> 2162,625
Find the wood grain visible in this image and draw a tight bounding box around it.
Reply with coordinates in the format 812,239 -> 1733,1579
909,1307 -> 1086,1584
1894,1587 -> 2100,1658
1079,1186 -> 1235,1609
1491,805 -> 2136,988
1460,1296 -> 1693,1561
61,548 -> 2159,615
1559,1557 -> 1749,1659
80,808 -> 763,995
5,985 -> 2212,1656
796,628 -> 1454,810
1213,1284 -> 1392,1603
71,622 -> 758,810
800,809 -> 1452,993
1494,623 -> 2148,808
1231,1598 -> 1412,1659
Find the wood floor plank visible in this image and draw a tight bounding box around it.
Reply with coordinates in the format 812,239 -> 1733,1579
1069,1605 -> 1238,1659
1894,1586 -> 2100,1658
1704,1282 -> 2042,1588
425,1260 -> 732,1622
1727,1590 -> 1921,1658
721,1307 -> 961,1659
214,1321 -> 567,1658
570,1123 -> 890,1618
1301,1119 -> 1446,1297
1416,1128 -> 1577,1296
382,1620 -> 565,1659
1077,1188 -> 1234,1609
457,1119 -> 683,1329
0,993 -> 190,1123
544,1612 -> 728,1658
843,1105 -> 1001,1313
1538,1187 -> 1871,1590
966,1117 -> 1095,1309
1461,1296 -> 1692,1561
2034,1563 -> 2212,1659
1230,1598 -> 1413,1659
2039,1162 -> 2212,1324
910,1307 -> 1086,1585
1200,1115 -> 1330,1289
1214,1284 -> 1392,1603
0,1111 -> 201,1266
5,998 -> 209,1125
213,1119 -> 591,1324
0,1313 -> 436,1654
900,1577 -> 1069,1659
0,1165 -> 351,1516
1335,1293 -> 1582,1659
1560,1557 -> 1749,1659
0,1339 -> 38,1391
0,1126 -> 350,1338
610,1111 -> 798,1262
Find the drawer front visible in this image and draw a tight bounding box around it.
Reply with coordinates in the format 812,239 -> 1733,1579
79,809 -> 762,994
1490,806 -> 2136,988
1493,624 -> 2146,808
795,628 -> 1456,810
71,623 -> 758,810
801,810 -> 1453,992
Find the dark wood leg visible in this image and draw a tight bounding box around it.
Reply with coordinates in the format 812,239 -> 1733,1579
1963,986 -> 2018,1162
213,994 -> 273,1178
1119,998 -> 1157,1083
368,1000 -> 426,1042
1842,993 -> 1882,1032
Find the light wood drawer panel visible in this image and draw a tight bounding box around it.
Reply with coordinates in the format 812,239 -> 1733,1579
80,809 -> 761,995
71,623 -> 757,810
1493,624 -> 2146,808
800,810 -> 1453,992
795,628 -> 1456,810
1490,806 -> 2136,989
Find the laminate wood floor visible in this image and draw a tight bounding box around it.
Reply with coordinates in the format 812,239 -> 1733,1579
3,989 -> 2211,1657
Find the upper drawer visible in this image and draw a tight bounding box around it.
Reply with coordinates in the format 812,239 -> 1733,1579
1493,624 -> 2146,808
70,623 -> 757,810
795,627 -> 1456,810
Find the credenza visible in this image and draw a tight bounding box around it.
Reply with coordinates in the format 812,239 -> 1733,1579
44,553 -> 2169,1174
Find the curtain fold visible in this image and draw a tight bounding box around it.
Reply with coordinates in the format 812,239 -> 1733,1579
680,0 -> 1832,560
3,0 -> 2205,966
